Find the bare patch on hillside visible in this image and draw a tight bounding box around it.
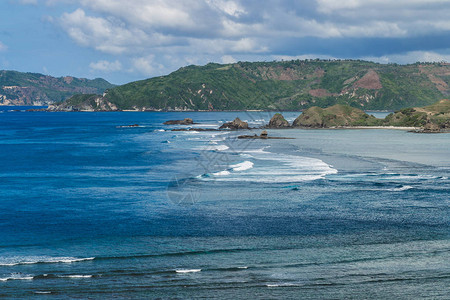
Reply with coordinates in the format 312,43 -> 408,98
353,69 -> 382,90
309,89 -> 333,97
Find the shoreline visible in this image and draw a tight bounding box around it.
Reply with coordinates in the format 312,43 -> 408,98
338,126 -> 419,130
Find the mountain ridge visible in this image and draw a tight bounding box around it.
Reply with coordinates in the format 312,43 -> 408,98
0,70 -> 115,106
96,60 -> 449,111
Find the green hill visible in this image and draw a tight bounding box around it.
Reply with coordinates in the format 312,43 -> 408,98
0,70 -> 115,106
287,99 -> 449,131
384,99 -> 450,130
293,104 -> 382,128
94,60 -> 450,111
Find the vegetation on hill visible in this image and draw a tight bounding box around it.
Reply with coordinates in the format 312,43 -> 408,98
0,70 -> 115,105
281,99 -> 449,132
93,60 -> 450,111
292,104 -> 382,127
383,99 -> 450,130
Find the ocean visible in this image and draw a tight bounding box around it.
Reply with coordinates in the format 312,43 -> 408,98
0,107 -> 449,299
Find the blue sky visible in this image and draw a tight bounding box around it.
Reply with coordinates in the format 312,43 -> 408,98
1,0 -> 450,85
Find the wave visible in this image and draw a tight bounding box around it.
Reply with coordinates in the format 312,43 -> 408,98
175,269 -> 201,273
387,185 -> 414,192
60,275 -> 93,279
33,274 -> 94,280
0,273 -> 33,281
210,145 -> 229,151
194,144 -> 230,151
212,170 -> 231,176
199,161 -> 254,178
266,283 -> 298,287
199,148 -> 337,183
230,161 -> 254,171
0,256 -> 95,266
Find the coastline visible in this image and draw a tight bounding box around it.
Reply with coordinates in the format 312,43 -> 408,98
338,126 -> 419,130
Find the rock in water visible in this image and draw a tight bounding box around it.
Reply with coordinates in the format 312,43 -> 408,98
163,118 -> 194,125
267,113 -> 290,128
219,117 -> 249,129
260,130 -> 268,138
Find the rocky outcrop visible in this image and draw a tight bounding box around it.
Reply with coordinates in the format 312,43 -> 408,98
219,117 -> 249,130
163,118 -> 194,125
266,113 -> 290,128
238,130 -> 294,139
47,94 -> 118,111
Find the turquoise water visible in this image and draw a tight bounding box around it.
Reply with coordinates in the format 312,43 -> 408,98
0,108 -> 449,298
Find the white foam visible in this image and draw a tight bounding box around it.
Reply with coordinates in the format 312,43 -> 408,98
0,256 -> 94,266
213,149 -> 336,183
155,129 -> 165,132
198,144 -> 229,151
230,161 -> 254,171
34,291 -> 52,294
212,170 -> 231,176
0,274 -> 33,281
61,275 -> 93,278
266,283 -> 296,287
388,185 -> 414,192
175,269 -> 201,273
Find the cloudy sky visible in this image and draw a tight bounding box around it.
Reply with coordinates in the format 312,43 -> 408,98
1,0 -> 450,84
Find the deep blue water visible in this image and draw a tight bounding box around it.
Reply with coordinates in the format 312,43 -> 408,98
0,108 -> 449,299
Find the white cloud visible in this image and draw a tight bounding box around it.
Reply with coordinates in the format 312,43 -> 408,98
89,60 -> 122,72
131,55 -> 164,76
363,50 -> 450,64
42,0 -> 450,79
221,55 -> 236,64
60,8 -> 167,54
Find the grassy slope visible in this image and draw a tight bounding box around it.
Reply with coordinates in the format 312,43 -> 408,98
102,60 -> 449,110
293,104 -> 382,127
292,99 -> 450,128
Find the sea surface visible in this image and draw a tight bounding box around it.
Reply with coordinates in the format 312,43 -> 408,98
0,107 -> 449,299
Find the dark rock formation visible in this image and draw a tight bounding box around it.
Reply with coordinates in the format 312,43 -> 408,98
163,118 -> 194,125
117,124 -> 140,128
219,117 -> 249,130
260,130 -> 268,138
238,130 -> 294,139
415,122 -> 441,133
171,128 -> 218,131
266,113 -> 290,128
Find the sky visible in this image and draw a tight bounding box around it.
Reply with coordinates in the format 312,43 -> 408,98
1,0 -> 450,85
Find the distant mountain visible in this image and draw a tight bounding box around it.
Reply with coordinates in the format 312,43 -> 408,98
90,60 -> 448,111
0,70 -> 115,106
